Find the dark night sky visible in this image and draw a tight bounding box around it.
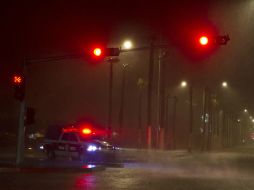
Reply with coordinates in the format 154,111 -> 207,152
1,0 -> 254,135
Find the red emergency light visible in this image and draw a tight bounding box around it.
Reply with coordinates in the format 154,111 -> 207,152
62,126 -> 79,133
62,124 -> 94,135
82,128 -> 92,135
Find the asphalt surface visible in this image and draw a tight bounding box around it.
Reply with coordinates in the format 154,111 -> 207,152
1,145 -> 254,190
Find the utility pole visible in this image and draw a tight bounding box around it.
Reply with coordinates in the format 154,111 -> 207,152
137,78 -> 145,148
147,40 -> 155,149
172,96 -> 177,149
201,87 -> 207,151
156,51 -> 162,148
207,91 -> 212,151
158,50 -> 166,149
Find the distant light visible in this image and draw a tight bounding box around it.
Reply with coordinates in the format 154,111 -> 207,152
181,81 -> 187,87
82,164 -> 96,169
39,145 -> 44,150
237,119 -> 241,122
87,164 -> 96,168
244,109 -> 248,113
123,40 -> 133,49
199,36 -> 209,46
252,119 -> 254,123
222,81 -> 228,88
28,147 -> 32,150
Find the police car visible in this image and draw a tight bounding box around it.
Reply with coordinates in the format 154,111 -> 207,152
43,125 -> 119,163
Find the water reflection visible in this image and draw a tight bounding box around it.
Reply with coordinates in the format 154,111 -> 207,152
82,164 -> 96,169
74,174 -> 97,190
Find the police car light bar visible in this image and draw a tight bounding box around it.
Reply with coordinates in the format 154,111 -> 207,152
62,126 -> 79,133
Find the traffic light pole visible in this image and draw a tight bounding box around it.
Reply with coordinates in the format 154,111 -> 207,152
108,59 -> 113,138
16,60 -> 27,166
16,100 -> 25,165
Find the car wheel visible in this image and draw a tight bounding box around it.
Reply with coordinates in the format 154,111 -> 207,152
47,149 -> 55,160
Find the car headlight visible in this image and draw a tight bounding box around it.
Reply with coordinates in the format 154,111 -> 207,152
39,145 -> 44,150
87,145 -> 97,152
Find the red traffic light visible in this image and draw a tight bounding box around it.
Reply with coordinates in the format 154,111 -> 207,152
93,48 -> 102,57
199,36 -> 209,46
86,46 -> 120,63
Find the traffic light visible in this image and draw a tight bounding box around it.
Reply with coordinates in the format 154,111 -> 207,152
215,34 -> 230,45
93,48 -> 102,57
25,107 -> 35,125
105,48 -> 121,56
199,36 -> 209,46
198,34 -> 230,46
12,74 -> 25,101
89,47 -> 120,61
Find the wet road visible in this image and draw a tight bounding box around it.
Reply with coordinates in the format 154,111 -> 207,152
1,146 -> 254,190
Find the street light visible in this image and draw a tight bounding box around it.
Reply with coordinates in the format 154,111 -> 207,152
181,81 -> 187,88
222,81 -> 228,88
179,80 -> 192,152
122,40 -> 133,50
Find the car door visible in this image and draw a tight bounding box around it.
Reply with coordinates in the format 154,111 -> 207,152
68,133 -> 80,158
55,133 -> 69,157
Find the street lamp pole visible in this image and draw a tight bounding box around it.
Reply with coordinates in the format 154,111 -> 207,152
188,83 -> 193,153
166,95 -> 178,149
172,96 -> 177,149
118,63 -> 128,141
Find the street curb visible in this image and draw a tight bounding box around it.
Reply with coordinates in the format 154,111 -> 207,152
0,165 -> 105,173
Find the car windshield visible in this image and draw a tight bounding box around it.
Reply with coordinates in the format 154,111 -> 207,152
1,1 -> 254,190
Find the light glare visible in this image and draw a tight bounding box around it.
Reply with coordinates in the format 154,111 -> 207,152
199,36 -> 209,46
123,40 -> 133,49
82,128 -> 92,135
181,81 -> 187,87
222,82 -> 228,88
93,48 -> 102,56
